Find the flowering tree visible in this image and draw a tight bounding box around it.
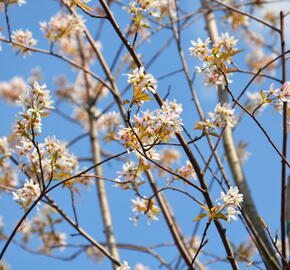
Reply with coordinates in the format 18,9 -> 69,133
0,0 -> 289,269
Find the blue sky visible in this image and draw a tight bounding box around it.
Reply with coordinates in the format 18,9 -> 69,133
0,0 -> 289,269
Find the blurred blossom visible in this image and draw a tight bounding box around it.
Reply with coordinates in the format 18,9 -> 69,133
86,246 -> 105,263
117,261 -> 131,270
0,77 -> 26,105
236,141 -> 251,164
177,160 -> 196,180
11,29 -> 37,55
40,12 -> 85,42
135,263 -> 150,270
246,91 -> 268,114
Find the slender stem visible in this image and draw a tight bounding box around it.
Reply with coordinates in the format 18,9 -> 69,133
279,11 -> 288,267
189,221 -> 211,270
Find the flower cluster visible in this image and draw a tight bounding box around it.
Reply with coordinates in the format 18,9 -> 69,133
11,29 -> 37,55
245,91 -> 268,114
125,0 -> 176,18
189,33 -> 240,86
154,148 -> 180,177
223,10 -> 249,30
40,231 -> 67,254
0,136 -> 11,162
16,136 -> 79,187
131,197 -> 160,224
40,12 -> 85,42
116,99 -> 183,161
194,186 -> 243,223
219,186 -> 243,222
246,49 -> 277,83
115,161 -> 145,190
250,82 -> 290,119
195,103 -> 237,135
15,81 -> 54,135
0,137 -> 18,190
12,179 -> 41,208
86,246 -> 105,264
126,67 -> 157,95
177,160 -> 196,180
20,205 -> 67,254
0,77 -> 27,105
126,0 -> 159,17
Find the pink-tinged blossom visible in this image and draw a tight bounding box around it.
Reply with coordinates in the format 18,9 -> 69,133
11,29 -> 37,55
13,179 -> 41,203
0,137 -> 11,158
177,160 -> 196,180
40,12 -> 85,42
280,82 -> 290,102
40,232 -> 67,254
0,160 -> 18,189
0,77 -> 27,105
135,263 -> 150,270
126,67 -> 157,94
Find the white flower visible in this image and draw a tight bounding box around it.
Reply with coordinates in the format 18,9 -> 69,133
126,67 -> 157,94
208,103 -> 237,128
11,29 -> 37,47
220,186 -> 243,207
117,261 -> 131,270
216,32 -> 238,53
280,81 -> 290,102
131,197 -> 160,224
226,206 -> 241,222
189,37 -> 211,60
13,179 -> 41,203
